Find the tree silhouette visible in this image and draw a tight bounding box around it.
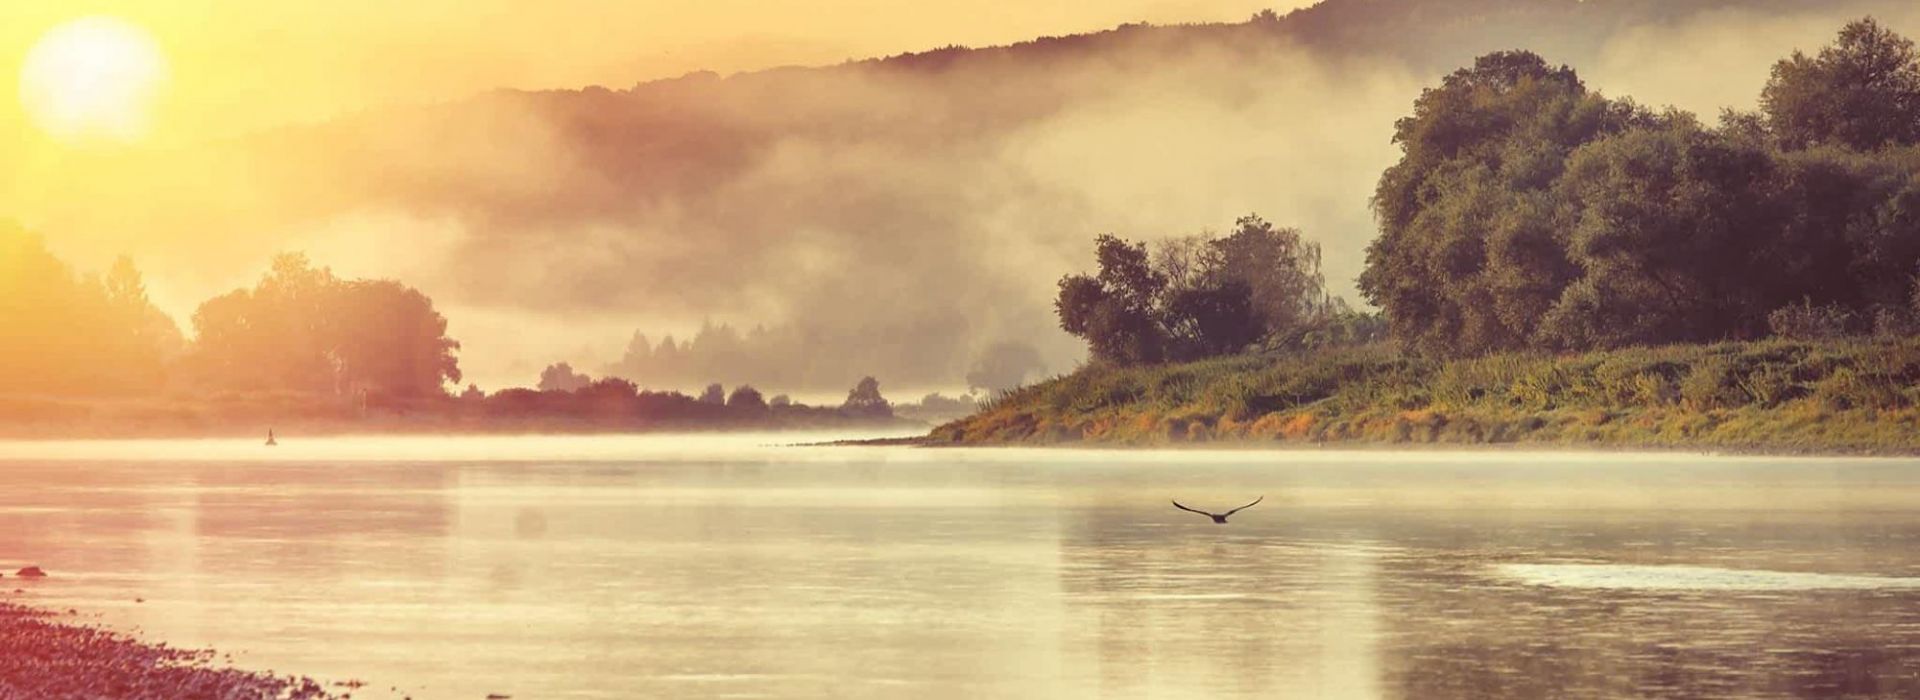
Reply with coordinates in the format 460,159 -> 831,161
841,376 -> 892,418
538,363 -> 592,392
727,384 -> 768,412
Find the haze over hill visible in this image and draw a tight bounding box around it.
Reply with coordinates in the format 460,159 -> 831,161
18,0 -> 1920,393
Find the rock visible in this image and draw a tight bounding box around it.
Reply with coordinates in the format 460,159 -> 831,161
16,567 -> 46,578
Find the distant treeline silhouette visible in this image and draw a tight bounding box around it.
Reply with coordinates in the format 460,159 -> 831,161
601,324 -> 1047,396
0,238 -> 916,432
1,222 -> 183,396
462,371 -> 900,426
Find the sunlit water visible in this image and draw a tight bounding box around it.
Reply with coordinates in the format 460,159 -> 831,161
5,436 -> 1920,699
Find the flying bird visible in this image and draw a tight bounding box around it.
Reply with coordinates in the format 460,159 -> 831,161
1171,496 -> 1263,524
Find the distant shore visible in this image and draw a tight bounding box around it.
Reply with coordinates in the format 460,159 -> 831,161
0,397 -> 929,441
0,600 -> 341,699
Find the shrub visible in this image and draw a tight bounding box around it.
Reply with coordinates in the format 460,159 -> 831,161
1768,300 -> 1862,340
1873,306 -> 1920,337
1735,364 -> 1796,407
1814,367 -> 1906,410
1680,356 -> 1743,410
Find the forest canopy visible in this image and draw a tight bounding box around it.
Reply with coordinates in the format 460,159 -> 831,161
1360,19 -> 1920,357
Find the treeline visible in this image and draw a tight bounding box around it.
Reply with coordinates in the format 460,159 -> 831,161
1362,18 -> 1920,356
0,234 -> 914,432
603,324 -> 1048,395
0,223 -> 183,396
0,232 -> 462,402
460,371 -> 903,427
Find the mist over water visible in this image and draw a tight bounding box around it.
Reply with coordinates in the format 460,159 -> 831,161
5,439 -> 1920,698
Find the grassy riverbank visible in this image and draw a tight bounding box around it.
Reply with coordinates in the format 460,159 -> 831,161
929,338 -> 1920,454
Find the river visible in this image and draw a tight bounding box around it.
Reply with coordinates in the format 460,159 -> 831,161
3,435 -> 1919,698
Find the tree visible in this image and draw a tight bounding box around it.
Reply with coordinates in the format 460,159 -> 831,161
1761,18 -> 1920,151
538,363 -> 591,392
1541,119 -> 1780,347
330,279 -> 462,397
727,384 -> 768,412
698,382 -> 725,405
1361,50 -> 1645,355
0,224 -> 182,395
1057,216 -> 1334,364
1162,281 -> 1259,359
187,253 -> 462,397
1054,234 -> 1169,364
1211,215 -> 1326,337
841,376 -> 892,418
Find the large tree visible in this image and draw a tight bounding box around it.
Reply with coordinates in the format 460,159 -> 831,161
1055,234 -> 1170,364
1361,51 -> 1647,355
188,253 -> 462,397
1762,17 -> 1920,151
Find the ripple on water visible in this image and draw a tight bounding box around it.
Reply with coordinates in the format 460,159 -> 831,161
1497,564 -> 1920,591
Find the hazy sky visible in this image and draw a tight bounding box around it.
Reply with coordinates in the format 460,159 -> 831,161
1,0 -> 1298,148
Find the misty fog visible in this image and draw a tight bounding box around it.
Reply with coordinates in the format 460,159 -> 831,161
21,0 -> 1920,393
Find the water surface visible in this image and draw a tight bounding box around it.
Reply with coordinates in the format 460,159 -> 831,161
3,436 -> 1919,699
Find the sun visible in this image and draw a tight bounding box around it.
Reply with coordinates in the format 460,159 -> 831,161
19,16 -> 168,144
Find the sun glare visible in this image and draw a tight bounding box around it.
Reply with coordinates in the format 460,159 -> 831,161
19,16 -> 168,144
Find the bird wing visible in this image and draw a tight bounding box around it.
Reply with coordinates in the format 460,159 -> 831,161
1171,500 -> 1218,517
1223,495 -> 1264,516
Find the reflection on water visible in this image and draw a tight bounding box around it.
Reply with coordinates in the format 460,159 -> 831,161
2,438 -> 1920,698
1500,563 -> 1920,591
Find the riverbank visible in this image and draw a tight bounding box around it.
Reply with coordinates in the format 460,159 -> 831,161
0,600 -> 340,699
928,338 -> 1920,455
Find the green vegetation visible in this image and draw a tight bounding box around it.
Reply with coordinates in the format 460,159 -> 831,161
1363,20 -> 1920,356
930,337 -> 1920,453
947,19 -> 1920,455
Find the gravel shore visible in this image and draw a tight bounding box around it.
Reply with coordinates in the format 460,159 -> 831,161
0,602 -> 340,700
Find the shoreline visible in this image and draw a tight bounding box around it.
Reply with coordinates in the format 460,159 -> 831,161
827,434 -> 1920,458
0,599 -> 343,700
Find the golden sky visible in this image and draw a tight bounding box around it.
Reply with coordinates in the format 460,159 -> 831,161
2,0 -> 1295,153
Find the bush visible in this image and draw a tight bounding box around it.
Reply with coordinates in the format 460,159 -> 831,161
1769,301 -> 1863,340
1734,364 -> 1796,407
1874,306 -> 1920,337
1680,356 -> 1743,410
1813,367 -> 1906,410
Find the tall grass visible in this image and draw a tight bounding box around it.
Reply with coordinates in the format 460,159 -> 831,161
929,337 -> 1920,453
